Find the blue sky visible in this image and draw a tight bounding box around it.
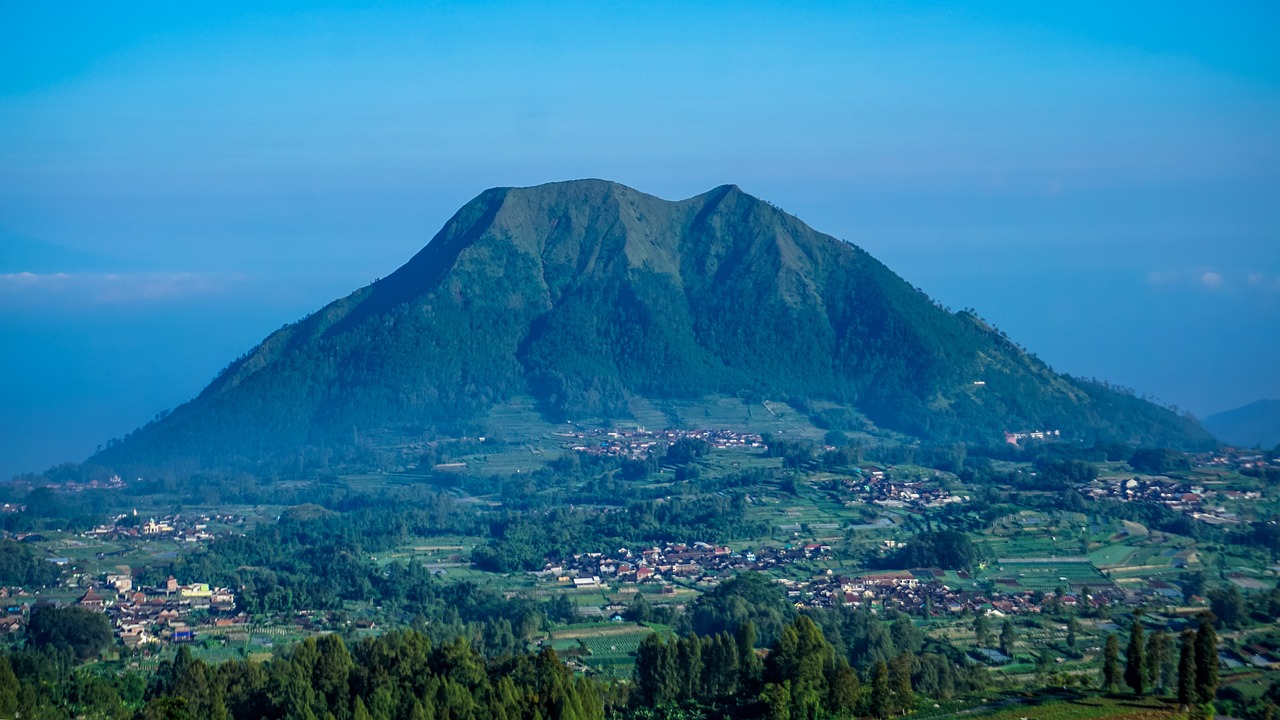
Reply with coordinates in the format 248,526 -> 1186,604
2,1 -> 1278,477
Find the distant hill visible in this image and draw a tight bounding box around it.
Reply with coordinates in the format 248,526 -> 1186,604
1203,399 -> 1280,449
90,180 -> 1214,472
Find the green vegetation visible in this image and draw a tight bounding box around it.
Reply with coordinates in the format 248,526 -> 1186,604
7,386 -> 1280,720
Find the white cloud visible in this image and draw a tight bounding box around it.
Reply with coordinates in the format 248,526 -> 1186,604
1146,268 -> 1280,295
0,271 -> 245,306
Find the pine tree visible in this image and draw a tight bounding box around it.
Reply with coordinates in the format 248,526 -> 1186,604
1194,615 -> 1219,704
1125,611 -> 1147,695
870,660 -> 892,719
1160,632 -> 1179,693
1177,629 -> 1197,709
738,620 -> 763,685
677,635 -> 704,699
0,657 -> 18,718
1145,631 -> 1166,694
826,661 -> 860,715
709,632 -> 740,696
635,634 -> 678,706
1102,634 -> 1121,692
890,653 -> 915,715
999,620 -> 1015,659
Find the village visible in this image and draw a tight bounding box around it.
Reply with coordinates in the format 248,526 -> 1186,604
564,427 -> 765,459
0,571 -> 240,650
535,539 -> 1180,622
1080,474 -> 1260,525
825,468 -> 969,510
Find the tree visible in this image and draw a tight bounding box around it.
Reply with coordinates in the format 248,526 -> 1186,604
1035,648 -> 1054,678
999,620 -> 1015,659
0,657 -> 18,718
973,613 -> 991,646
826,662 -> 860,715
1194,615 -> 1219,704
709,632 -> 741,697
1125,612 -> 1147,695
766,616 -> 833,719
547,593 -> 577,624
1177,629 -> 1197,709
634,634 -> 678,706
689,573 -> 792,647
1159,632 -> 1179,693
737,621 -> 763,684
1066,617 -> 1080,649
890,652 -> 915,714
1129,448 -> 1191,474
0,540 -> 63,587
894,530 -> 978,571
676,635 -> 704,699
25,605 -> 113,661
1145,631 -> 1169,695
870,660 -> 892,719
1102,634 -> 1121,692
763,682 -> 791,720
624,592 -> 651,623
1207,587 -> 1246,628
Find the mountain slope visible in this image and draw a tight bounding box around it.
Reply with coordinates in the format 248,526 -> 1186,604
92,180 -> 1213,471
1203,399 -> 1280,448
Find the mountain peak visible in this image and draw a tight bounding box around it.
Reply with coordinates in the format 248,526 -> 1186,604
91,180 -> 1214,472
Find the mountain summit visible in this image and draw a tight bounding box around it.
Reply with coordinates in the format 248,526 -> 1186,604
93,180 -> 1211,470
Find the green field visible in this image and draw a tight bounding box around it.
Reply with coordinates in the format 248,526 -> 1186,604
956,695 -> 1184,720
546,622 -> 656,680
990,560 -> 1110,591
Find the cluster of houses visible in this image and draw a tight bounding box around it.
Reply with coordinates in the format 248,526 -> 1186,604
0,571 -> 241,650
1003,429 -> 1061,446
1080,476 -> 1258,525
542,536 -> 1207,622
9,473 -> 128,493
82,512 -> 243,543
777,569 -> 1118,615
827,470 -> 967,510
564,428 -> 764,459
80,572 -> 240,648
543,541 -> 834,587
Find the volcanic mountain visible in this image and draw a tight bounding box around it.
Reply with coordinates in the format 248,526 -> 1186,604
92,180 -> 1212,471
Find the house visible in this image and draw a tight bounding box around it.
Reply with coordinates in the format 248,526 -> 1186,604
78,589 -> 105,610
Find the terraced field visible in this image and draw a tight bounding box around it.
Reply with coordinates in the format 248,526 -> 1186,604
990,559 -> 1110,591
547,622 -> 656,680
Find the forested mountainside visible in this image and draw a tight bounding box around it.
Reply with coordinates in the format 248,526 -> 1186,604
92,180 -> 1212,472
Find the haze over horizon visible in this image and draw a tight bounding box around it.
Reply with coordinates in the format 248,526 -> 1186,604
3,2 -> 1278,479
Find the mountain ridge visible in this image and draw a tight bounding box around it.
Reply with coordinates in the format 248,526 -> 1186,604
91,179 -> 1214,472
1203,399 -> 1280,449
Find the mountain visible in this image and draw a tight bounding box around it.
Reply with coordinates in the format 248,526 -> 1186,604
90,180 -> 1213,471
1203,400 -> 1280,449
